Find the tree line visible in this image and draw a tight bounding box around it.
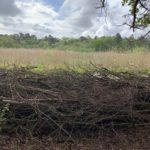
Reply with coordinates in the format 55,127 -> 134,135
0,33 -> 149,52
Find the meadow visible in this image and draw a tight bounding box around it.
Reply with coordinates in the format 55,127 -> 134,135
0,48 -> 150,73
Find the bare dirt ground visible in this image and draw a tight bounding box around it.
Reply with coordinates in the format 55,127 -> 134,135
0,68 -> 150,150
0,128 -> 150,150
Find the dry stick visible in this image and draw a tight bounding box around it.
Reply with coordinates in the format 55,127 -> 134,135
38,110 -> 75,142
16,84 -> 59,98
1,99 -> 74,140
0,68 -> 150,139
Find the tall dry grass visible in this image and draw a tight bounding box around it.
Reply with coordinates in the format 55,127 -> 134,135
0,48 -> 150,71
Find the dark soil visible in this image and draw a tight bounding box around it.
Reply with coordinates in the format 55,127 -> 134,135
0,68 -> 150,149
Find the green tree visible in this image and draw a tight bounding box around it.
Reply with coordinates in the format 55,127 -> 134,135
98,0 -> 150,36
115,33 -> 122,43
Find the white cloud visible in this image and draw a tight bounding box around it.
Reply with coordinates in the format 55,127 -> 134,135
0,0 -> 147,38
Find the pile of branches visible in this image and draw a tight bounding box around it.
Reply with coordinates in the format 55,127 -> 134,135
0,67 -> 150,139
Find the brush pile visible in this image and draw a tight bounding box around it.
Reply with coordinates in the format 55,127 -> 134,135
0,67 -> 150,138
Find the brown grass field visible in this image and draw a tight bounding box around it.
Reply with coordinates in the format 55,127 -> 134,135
0,48 -> 150,72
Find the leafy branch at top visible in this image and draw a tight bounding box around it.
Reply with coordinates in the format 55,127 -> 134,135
98,0 -> 150,37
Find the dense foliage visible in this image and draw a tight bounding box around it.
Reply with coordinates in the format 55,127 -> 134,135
0,33 -> 149,52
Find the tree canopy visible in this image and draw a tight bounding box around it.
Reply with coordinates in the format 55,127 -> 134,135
0,33 -> 149,52
98,0 -> 150,37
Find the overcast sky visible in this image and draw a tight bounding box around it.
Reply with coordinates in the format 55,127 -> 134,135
0,0 -> 147,38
